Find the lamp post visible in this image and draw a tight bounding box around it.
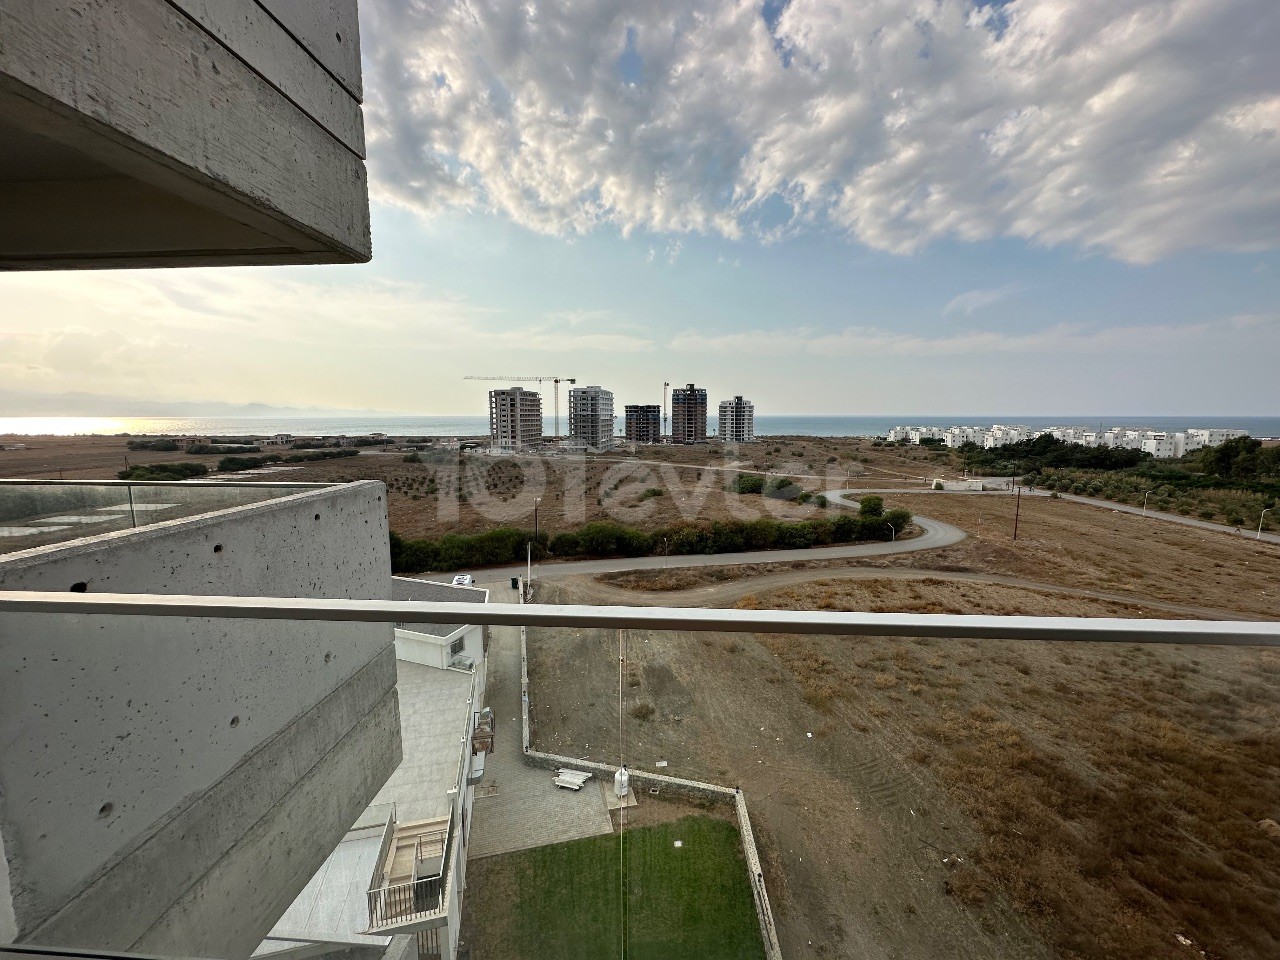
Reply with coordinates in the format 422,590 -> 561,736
885,522 -> 896,542
531,497 -> 542,581
1142,490 -> 1151,517
1260,508 -> 1273,541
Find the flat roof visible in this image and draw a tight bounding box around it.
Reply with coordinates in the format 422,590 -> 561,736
392,575 -> 488,639
262,820 -> 390,948
368,661 -> 476,824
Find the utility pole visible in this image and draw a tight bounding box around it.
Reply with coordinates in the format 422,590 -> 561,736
1012,487 -> 1022,541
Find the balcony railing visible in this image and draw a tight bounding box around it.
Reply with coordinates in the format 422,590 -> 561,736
0,592 -> 1275,646
366,814 -> 455,932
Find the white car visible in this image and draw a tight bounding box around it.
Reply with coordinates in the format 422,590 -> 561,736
451,574 -> 475,586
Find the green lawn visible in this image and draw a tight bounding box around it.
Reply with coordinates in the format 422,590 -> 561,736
461,816 -> 766,960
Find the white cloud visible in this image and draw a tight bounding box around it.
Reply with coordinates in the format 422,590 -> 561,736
669,312 -> 1279,357
943,284 -> 1021,317
361,0 -> 1280,262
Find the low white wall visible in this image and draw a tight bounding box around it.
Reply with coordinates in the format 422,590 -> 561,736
0,482 -> 400,959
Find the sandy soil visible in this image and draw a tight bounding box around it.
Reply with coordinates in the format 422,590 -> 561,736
0,435 -> 229,479
527,569 -> 1280,960
0,435 -> 942,539
598,490 -> 1280,620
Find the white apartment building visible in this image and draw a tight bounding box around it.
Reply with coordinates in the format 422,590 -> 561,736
891,423 -> 1252,459
718,396 -> 756,442
568,386 -> 615,451
488,388 -> 543,451
1141,433 -> 1177,458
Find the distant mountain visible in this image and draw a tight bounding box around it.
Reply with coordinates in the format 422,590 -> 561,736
0,389 -> 393,418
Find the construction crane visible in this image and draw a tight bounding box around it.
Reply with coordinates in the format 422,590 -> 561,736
464,375 -> 577,440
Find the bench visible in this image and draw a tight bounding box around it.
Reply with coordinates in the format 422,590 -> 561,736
553,769 -> 593,791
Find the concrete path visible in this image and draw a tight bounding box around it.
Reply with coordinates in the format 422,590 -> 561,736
477,513 -> 967,582
467,597 -> 614,859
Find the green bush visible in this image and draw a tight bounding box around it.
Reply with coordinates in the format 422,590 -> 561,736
126,439 -> 180,451
117,462 -> 208,481
728,473 -> 765,494
217,454 -> 283,471
186,444 -> 259,455
859,495 -> 884,518
885,508 -> 912,533
639,487 -> 664,500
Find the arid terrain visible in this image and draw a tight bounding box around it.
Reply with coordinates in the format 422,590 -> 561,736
1,434 -> 946,539
524,493 -> 1280,960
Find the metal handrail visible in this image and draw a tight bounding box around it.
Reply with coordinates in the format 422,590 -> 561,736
0,479 -> 337,488
0,592 -> 1276,646
365,874 -> 446,929
367,812 -> 455,931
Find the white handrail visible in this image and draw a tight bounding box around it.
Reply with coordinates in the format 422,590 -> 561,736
0,592 -> 1276,646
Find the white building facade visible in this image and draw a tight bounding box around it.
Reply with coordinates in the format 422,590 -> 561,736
718,396 -> 755,443
568,386 -> 615,451
488,388 -> 543,451
890,423 -> 1251,459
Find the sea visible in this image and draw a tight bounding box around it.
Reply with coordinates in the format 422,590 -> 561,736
2,415 -> 1278,439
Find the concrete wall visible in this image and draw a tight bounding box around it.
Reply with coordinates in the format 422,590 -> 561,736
393,624 -> 483,672
0,482 -> 401,959
0,0 -> 370,267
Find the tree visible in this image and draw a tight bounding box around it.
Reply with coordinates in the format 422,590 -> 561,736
859,495 -> 884,518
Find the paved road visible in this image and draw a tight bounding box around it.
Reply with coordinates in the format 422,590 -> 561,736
477,511 -> 966,581
827,487 -> 1280,546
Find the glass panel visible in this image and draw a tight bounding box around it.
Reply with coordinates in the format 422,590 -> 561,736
0,481 -> 331,553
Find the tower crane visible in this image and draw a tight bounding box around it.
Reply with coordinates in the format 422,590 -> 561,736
464,375 -> 577,440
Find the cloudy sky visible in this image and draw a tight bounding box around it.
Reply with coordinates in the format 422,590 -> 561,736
4,0 -> 1280,416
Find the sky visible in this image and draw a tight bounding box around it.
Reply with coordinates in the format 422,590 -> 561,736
3,0 -> 1279,416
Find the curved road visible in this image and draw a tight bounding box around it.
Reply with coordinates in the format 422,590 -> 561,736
477,511 -> 966,581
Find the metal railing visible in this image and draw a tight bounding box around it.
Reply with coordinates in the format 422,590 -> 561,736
1,592 -> 1276,646
366,874 -> 446,930
366,813 -> 455,932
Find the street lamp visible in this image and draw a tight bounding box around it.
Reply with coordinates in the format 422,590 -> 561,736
530,497 -> 542,582
1260,507 -> 1273,541
885,522 -> 896,542
1142,490 -> 1151,517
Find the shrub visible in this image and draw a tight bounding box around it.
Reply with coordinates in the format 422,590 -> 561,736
859,495 -> 884,518
118,462 -> 208,481
126,438 -> 180,451
403,452 -> 422,463
728,473 -> 765,494
885,508 -> 912,533
185,444 -> 259,455
639,487 -> 664,500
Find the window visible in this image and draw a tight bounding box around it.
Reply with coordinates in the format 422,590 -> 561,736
450,636 -> 466,657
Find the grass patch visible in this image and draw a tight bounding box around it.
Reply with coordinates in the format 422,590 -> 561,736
462,816 -> 765,960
